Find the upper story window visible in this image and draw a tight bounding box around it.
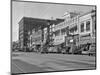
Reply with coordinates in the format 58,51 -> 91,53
74,24 -> 77,32
80,23 -> 84,32
61,28 -> 66,35
55,30 -> 60,36
50,25 -> 52,28
70,25 -> 77,33
86,21 -> 90,31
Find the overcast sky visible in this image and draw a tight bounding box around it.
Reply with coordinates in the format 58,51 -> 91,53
12,1 -> 95,41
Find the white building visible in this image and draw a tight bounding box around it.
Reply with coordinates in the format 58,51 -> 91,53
79,10 -> 96,45
52,10 -> 96,47
53,22 -> 67,45
53,12 -> 79,46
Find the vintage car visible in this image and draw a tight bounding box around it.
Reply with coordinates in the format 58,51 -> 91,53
81,44 -> 96,56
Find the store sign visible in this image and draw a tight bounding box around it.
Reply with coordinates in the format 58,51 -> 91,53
80,36 -> 91,41
65,36 -> 73,46
70,39 -> 73,42
79,34 -> 92,44
54,36 -> 65,45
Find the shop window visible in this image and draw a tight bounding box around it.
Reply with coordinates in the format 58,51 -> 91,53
86,21 -> 90,31
80,23 -> 84,32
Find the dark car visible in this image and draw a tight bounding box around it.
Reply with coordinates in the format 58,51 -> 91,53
72,46 -> 82,54
61,46 -> 70,54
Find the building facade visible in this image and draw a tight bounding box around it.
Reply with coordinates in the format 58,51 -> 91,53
29,28 -> 43,52
79,10 -> 96,45
18,17 -> 51,51
18,17 -> 64,51
66,15 -> 79,46
53,12 -> 79,46
18,10 -> 96,52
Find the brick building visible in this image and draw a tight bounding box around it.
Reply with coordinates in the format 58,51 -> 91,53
18,17 -> 50,51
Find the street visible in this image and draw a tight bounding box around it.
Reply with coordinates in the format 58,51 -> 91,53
11,52 -> 96,74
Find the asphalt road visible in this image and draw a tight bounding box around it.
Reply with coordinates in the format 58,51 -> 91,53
11,52 -> 96,74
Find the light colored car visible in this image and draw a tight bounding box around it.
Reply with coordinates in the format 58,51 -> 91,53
82,44 -> 96,56
82,51 -> 89,54
48,47 -> 58,53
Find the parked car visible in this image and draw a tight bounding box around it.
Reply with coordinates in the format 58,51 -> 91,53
82,51 -> 89,55
61,47 -> 69,54
48,47 -> 57,53
88,44 -> 96,56
82,50 -> 95,56
81,44 -> 96,56
40,45 -> 49,54
73,49 -> 82,54
61,48 -> 66,54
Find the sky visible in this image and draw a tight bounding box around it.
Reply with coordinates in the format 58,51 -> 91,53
12,1 -> 95,41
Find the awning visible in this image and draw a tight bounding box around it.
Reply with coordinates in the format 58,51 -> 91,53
79,37 -> 96,45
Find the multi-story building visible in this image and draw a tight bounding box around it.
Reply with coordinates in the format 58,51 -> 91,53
66,15 -> 79,46
53,12 -> 79,47
18,17 -> 52,51
49,18 -> 64,46
79,10 -> 96,46
18,10 -> 96,53
52,10 -> 96,47
53,22 -> 67,45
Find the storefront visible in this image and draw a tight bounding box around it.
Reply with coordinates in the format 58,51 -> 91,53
79,33 -> 96,53
79,33 -> 95,45
65,34 -> 79,53
65,34 -> 79,46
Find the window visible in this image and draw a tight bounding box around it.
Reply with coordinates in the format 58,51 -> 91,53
74,25 -> 77,31
50,28 -> 52,32
70,25 -> 77,33
81,23 -> 84,32
50,25 -> 52,28
52,27 -> 54,32
61,28 -> 66,35
70,28 -> 74,33
55,30 -> 60,36
86,21 -> 90,31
